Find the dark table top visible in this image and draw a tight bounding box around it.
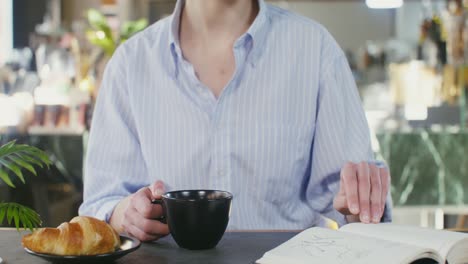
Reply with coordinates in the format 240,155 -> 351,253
0,229 -> 298,264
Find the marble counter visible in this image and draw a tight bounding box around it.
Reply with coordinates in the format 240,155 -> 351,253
377,130 -> 468,206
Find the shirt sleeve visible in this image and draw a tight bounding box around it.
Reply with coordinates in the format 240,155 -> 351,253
307,53 -> 393,227
78,45 -> 149,222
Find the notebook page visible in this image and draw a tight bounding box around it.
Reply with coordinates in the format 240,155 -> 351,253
256,227 -> 439,264
340,223 -> 468,259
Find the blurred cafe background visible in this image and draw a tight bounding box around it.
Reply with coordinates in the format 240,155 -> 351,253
2,0 -> 468,230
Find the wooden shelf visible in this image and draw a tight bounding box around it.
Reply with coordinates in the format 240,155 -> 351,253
27,126 -> 85,136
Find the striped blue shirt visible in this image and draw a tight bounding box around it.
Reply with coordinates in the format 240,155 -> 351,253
79,0 -> 392,229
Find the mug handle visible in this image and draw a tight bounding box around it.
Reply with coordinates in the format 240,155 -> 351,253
151,199 -> 167,224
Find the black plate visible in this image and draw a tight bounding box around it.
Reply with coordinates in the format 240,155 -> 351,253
24,235 -> 141,263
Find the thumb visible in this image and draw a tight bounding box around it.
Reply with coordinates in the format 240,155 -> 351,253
149,180 -> 165,199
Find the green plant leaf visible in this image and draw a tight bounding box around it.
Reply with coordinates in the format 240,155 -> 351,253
36,153 -> 52,168
0,203 -> 42,231
6,204 -> 14,225
87,9 -> 108,29
86,8 -> 115,56
21,205 -> 42,230
0,141 -> 48,232
18,154 -> 44,168
0,159 -> 24,183
0,140 -> 16,156
22,215 -> 36,232
0,141 -> 51,161
86,30 -> 116,56
20,210 -> 40,231
0,170 -> 14,187
20,207 -> 41,232
13,208 -> 20,230
120,18 -> 148,41
9,155 -> 37,176
0,141 -> 24,157
24,212 -> 39,227
23,148 -> 52,167
0,141 -> 51,185
19,214 -> 30,231
0,205 -> 6,223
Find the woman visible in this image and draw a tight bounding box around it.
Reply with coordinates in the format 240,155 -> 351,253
79,0 -> 391,241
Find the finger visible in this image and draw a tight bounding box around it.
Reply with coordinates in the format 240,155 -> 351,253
333,171 -> 348,213
135,217 -> 170,237
124,223 -> 161,242
149,180 -> 166,199
380,167 -> 390,218
342,162 -> 359,215
357,162 -> 371,223
124,206 -> 170,237
369,164 -> 381,223
122,206 -> 158,241
131,188 -> 164,219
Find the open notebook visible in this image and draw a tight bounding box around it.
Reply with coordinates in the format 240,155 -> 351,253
256,223 -> 468,264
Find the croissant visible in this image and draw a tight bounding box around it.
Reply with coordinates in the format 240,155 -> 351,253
22,216 -> 120,255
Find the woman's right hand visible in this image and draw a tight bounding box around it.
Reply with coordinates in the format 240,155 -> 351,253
110,180 -> 170,241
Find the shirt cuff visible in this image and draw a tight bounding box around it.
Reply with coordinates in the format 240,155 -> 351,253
80,198 -> 121,223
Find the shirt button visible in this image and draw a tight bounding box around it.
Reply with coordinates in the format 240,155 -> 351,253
218,169 -> 225,177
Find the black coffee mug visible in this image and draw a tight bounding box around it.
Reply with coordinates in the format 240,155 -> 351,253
152,190 -> 233,250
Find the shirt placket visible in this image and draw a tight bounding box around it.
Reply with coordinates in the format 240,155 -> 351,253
175,36 -> 250,190
209,41 -> 248,191
211,112 -> 230,190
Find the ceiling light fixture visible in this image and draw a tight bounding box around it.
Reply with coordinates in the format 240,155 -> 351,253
366,0 -> 403,9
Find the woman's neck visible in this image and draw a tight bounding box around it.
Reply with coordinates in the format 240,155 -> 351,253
181,0 -> 259,44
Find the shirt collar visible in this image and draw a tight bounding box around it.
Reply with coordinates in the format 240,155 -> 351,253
168,0 -> 184,56
244,0 -> 269,66
168,0 -> 270,73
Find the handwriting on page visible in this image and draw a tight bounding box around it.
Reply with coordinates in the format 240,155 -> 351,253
287,234 -> 373,263
261,229 -> 418,264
